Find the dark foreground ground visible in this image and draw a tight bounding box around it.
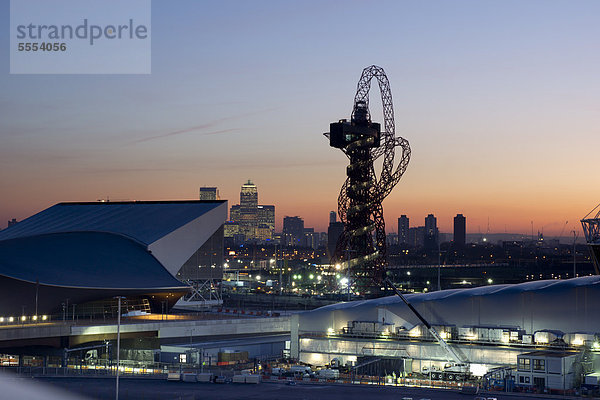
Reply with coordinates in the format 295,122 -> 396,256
21,377 -> 577,400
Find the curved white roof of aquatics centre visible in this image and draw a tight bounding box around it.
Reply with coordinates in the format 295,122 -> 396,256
300,276 -> 600,335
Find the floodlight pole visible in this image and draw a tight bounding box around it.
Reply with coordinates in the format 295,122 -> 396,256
35,280 -> 39,318
437,240 -> 441,291
573,230 -> 578,278
277,244 -> 282,295
114,296 -> 125,400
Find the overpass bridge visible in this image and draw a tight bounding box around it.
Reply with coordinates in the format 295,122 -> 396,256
0,314 -> 290,350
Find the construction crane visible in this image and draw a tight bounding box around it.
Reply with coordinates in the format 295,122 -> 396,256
384,278 -> 466,367
325,65 -> 411,294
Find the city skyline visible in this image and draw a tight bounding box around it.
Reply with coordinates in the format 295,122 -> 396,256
1,174 -> 594,237
1,0 -> 599,236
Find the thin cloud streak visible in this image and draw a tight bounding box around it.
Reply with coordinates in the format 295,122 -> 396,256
129,127 -> 238,144
76,166 -> 187,174
217,159 -> 341,170
126,107 -> 277,145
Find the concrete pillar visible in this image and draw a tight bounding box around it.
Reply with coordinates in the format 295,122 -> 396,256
290,314 -> 299,359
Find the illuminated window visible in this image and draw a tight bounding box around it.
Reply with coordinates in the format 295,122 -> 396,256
518,358 -> 530,371
179,354 -> 187,363
533,359 -> 545,371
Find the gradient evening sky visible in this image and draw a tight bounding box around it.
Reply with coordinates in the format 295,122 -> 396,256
1,0 -> 599,235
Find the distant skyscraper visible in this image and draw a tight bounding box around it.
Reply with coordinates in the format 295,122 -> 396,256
199,186 -> 220,200
398,215 -> 409,245
257,205 -> 275,232
329,211 -> 337,224
424,214 -> 439,250
228,180 -> 274,241
238,180 -> 258,239
454,214 -> 466,247
240,180 -> 258,211
328,221 -> 344,259
319,232 -> 328,248
303,228 -> 318,249
408,226 -> 425,248
224,221 -> 240,238
283,216 -> 304,246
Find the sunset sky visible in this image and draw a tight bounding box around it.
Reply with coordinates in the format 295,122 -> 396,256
1,0 -> 599,235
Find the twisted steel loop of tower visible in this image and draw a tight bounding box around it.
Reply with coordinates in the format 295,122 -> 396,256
353,65 -> 411,203
326,65 -> 411,293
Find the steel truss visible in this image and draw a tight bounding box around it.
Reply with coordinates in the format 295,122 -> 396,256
581,204 -> 600,275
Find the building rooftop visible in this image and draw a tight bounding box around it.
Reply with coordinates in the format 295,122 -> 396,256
0,200 -> 225,245
0,231 -> 187,289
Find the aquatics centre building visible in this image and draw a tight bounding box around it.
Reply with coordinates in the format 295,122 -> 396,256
0,200 -> 227,318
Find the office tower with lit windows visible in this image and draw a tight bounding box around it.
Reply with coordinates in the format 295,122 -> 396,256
239,180 -> 258,239
199,186 -> 220,201
240,180 -> 258,210
398,215 -> 409,245
283,216 -> 304,246
257,205 -> 275,231
424,213 -> 439,250
228,180 -> 274,241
